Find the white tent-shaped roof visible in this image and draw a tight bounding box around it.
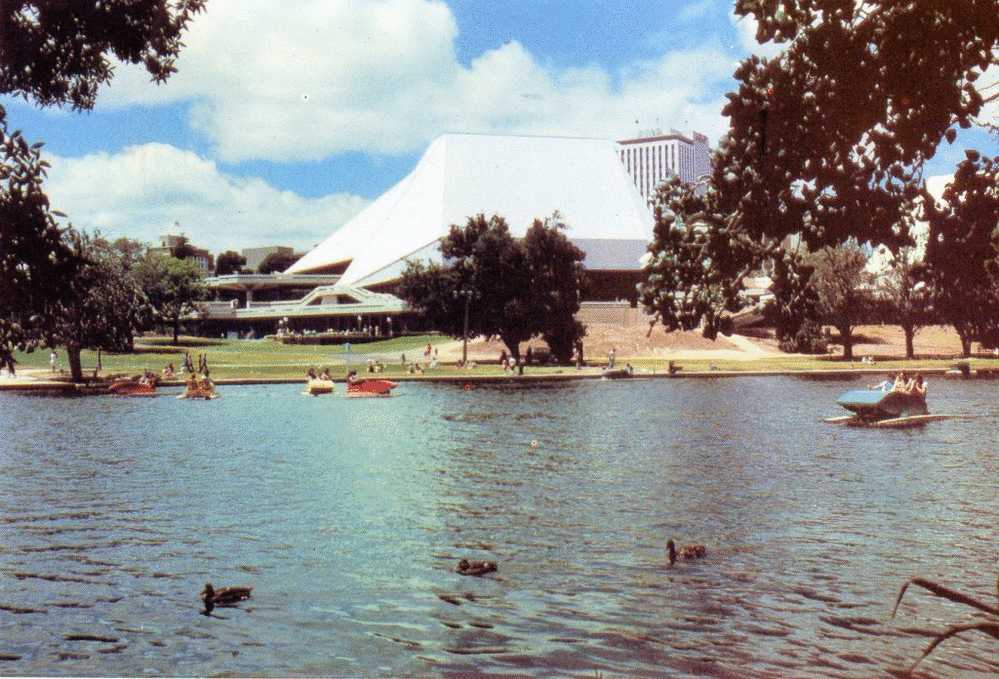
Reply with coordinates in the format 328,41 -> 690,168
287,133 -> 653,287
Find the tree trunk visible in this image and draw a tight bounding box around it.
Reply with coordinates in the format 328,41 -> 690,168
501,336 -> 520,361
959,332 -> 972,358
67,344 -> 84,383
903,325 -> 915,360
173,317 -> 180,345
840,325 -> 853,360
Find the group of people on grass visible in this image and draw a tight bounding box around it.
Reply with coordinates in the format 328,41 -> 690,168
872,371 -> 927,398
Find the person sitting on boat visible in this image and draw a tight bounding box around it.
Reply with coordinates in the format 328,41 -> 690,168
162,362 -> 175,378
307,367 -> 318,380
913,373 -> 927,398
319,367 -> 332,381
892,371 -> 909,392
870,374 -> 894,392
347,369 -> 359,384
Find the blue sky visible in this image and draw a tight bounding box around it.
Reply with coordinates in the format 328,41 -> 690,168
5,0 -> 996,253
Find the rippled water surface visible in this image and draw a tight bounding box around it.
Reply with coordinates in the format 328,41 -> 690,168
1,377 -> 997,677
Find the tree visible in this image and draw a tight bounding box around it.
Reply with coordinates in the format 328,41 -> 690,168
0,112 -> 79,373
522,214 -> 588,363
0,0 -> 204,371
641,2 -> 999,339
48,232 -> 150,382
923,152 -> 999,356
399,213 -> 589,362
111,237 -> 148,272
808,243 -> 872,360
762,256 -> 827,353
875,246 -> 933,359
399,214 -> 533,359
258,252 -> 299,274
215,250 -> 248,276
134,254 -> 206,344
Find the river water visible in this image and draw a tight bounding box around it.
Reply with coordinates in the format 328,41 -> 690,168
0,377 -> 996,677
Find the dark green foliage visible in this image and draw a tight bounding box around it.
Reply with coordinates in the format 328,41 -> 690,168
0,0 -> 203,371
0,112 -> 79,373
643,1 -> 999,340
1,0 -> 206,110
398,213 -> 587,361
763,257 -> 826,354
523,215 -> 587,363
874,246 -> 934,359
807,243 -> 871,359
48,232 -> 151,382
258,252 -> 299,274
922,152 -> 999,356
215,250 -> 248,276
134,254 -> 206,344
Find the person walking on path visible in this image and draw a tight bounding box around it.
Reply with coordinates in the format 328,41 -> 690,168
49,350 -> 58,373
608,347 -> 616,369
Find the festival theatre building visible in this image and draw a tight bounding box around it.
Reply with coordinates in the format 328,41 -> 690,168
199,132 -> 707,337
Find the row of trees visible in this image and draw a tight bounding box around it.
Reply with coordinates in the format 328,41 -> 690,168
1,0 -> 206,380
397,213 -> 587,363
639,1 -> 999,359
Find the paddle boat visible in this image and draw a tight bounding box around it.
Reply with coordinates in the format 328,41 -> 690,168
824,386 -> 948,428
305,379 -> 335,396
345,377 -> 398,398
178,375 -> 219,400
108,377 -> 157,396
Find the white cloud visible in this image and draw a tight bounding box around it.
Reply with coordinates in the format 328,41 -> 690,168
728,11 -> 783,60
44,144 -> 368,253
99,0 -> 734,162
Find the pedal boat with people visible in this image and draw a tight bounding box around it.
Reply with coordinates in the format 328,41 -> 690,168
178,375 -> 219,400
107,378 -> 157,396
824,388 -> 948,428
345,378 -> 398,398
305,379 -> 335,396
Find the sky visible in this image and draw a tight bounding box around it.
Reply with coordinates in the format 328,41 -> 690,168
4,0 -> 997,254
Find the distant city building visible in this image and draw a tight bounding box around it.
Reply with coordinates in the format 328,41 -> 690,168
617,129 -> 712,200
241,245 -> 294,272
149,233 -> 214,272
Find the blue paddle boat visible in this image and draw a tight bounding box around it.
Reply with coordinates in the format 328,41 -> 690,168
823,388 -> 950,428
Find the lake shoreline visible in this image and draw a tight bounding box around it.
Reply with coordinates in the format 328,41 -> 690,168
2,364 -> 993,393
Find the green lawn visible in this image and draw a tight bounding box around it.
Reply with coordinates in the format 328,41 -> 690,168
13,335 -> 999,381
12,334 -> 445,379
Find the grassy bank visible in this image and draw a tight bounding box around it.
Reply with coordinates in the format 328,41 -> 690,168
10,335 -> 999,382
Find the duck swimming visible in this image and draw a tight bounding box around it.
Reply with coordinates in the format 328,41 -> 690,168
667,539 -> 706,565
456,559 -> 497,576
200,582 -> 252,614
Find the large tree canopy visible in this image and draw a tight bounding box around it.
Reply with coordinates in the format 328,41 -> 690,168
922,151 -> 999,356
642,1 -> 999,339
49,231 -> 151,382
0,0 -> 204,371
134,253 -> 206,344
1,0 -> 206,110
398,213 -> 586,361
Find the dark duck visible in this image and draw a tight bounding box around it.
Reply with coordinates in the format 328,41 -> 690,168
667,539 -> 706,565
456,559 -> 497,576
200,582 -> 252,614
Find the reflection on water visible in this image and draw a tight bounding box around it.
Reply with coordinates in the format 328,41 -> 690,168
0,377 -> 997,676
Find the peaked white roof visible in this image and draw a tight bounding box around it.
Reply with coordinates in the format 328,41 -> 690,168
288,133 -> 653,286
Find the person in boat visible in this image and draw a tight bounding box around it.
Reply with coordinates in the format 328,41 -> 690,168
162,363 -> 175,378
913,373 -> 927,398
318,367 -> 332,381
306,367 -> 318,380
892,371 -> 909,392
870,373 -> 894,392
347,369 -> 359,385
